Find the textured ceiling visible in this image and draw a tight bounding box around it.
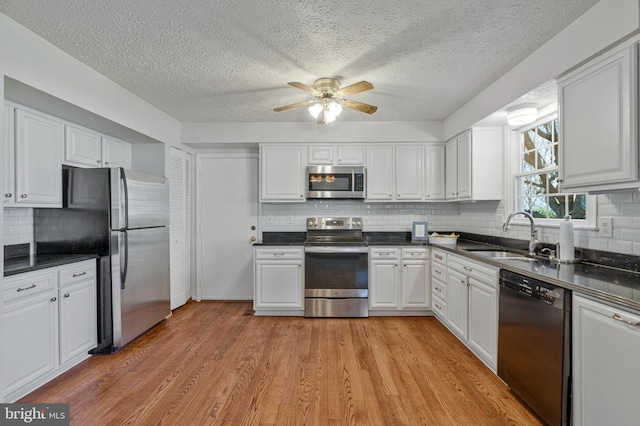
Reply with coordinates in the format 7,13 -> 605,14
1,0 -> 598,123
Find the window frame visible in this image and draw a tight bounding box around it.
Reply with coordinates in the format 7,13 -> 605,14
506,111 -> 596,229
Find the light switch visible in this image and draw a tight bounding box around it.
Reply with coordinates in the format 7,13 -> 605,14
598,216 -> 613,238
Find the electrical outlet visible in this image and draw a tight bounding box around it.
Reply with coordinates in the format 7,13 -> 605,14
287,215 -> 294,224
598,216 -> 613,238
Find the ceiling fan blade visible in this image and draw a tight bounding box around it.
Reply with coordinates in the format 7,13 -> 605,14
335,81 -> 374,97
288,82 -> 321,96
273,100 -> 315,112
341,98 -> 377,114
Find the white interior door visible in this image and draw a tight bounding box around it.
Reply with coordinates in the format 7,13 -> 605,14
197,153 -> 258,300
169,147 -> 191,310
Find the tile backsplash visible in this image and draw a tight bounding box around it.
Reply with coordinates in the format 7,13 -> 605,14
3,207 -> 34,248
5,191 -> 640,256
261,192 -> 640,256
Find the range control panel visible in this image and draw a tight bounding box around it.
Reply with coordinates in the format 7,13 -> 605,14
306,217 -> 363,231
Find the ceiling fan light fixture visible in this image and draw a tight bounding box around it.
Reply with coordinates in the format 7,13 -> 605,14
308,102 -> 323,119
507,104 -> 538,126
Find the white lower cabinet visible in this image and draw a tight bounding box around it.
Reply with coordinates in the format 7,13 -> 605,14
2,260 -> 97,402
254,247 -> 304,314
430,250 -> 447,319
443,253 -> 498,371
369,247 -> 430,314
572,295 -> 640,425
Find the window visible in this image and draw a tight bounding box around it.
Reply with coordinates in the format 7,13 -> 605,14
515,117 -> 590,222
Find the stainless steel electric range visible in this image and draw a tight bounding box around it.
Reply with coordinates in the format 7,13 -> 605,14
304,217 -> 369,318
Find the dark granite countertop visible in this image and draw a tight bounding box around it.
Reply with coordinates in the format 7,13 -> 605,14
438,239 -> 640,312
4,253 -> 99,277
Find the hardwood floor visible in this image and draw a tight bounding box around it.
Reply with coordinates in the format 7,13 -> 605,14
21,301 -> 542,425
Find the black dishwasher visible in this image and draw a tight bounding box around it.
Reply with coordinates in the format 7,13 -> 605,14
498,269 -> 571,426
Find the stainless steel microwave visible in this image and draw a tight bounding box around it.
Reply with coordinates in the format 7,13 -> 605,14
306,165 -> 366,199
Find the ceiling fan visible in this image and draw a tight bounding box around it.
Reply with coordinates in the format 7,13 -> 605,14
273,78 -> 377,124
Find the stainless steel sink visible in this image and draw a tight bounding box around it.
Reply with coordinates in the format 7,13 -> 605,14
464,249 -> 539,262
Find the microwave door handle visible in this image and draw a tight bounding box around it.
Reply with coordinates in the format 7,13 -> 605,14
352,170 -> 355,192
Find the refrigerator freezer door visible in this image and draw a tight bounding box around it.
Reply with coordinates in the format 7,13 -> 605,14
111,169 -> 169,230
111,227 -> 170,348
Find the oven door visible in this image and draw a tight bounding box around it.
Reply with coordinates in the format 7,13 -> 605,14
304,246 -> 368,298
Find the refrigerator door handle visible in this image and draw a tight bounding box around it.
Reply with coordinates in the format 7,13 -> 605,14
120,231 -> 128,289
121,171 -> 129,230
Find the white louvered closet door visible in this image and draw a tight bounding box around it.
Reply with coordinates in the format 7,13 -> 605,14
169,148 -> 191,310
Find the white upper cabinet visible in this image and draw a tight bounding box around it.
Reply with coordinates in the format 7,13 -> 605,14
445,128 -> 503,201
14,108 -> 64,207
395,145 -> 424,200
260,144 -> 307,202
424,144 -> 446,200
366,144 -> 429,202
64,124 -> 131,169
3,104 -> 15,205
308,145 -> 364,165
102,136 -> 131,169
558,40 -> 638,192
366,145 -> 395,201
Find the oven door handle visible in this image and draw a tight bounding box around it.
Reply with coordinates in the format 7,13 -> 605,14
304,246 -> 369,254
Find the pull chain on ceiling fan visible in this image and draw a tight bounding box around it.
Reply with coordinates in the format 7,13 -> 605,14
274,78 -> 377,124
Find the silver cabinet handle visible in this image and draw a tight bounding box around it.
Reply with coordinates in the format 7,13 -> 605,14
4,193 -> 11,197
20,194 -> 27,198
97,159 -> 102,164
105,161 -> 110,165
16,284 -> 36,292
463,266 -> 473,272
64,293 -> 70,298
612,313 -> 640,327
435,287 -> 442,292
50,297 -> 57,302
250,236 -> 257,242
434,270 -> 442,275
72,271 -> 87,278
273,253 -> 285,257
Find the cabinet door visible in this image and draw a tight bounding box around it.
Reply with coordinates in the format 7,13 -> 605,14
254,261 -> 303,309
102,136 -> 131,168
456,131 -> 472,199
424,144 -> 445,200
14,109 -> 63,206
468,278 -> 497,371
3,291 -> 58,399
59,280 -> 97,364
337,145 -> 364,165
446,268 -> 468,339
366,145 -> 394,200
3,104 -> 15,205
260,145 -> 306,202
573,295 -> 640,426
395,145 -> 423,200
369,261 -> 399,309
445,138 -> 458,200
401,261 -> 430,309
558,43 -> 637,190
64,125 -> 102,167
308,145 -> 334,164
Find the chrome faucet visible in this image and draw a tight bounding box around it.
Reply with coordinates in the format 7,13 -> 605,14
503,211 -> 540,256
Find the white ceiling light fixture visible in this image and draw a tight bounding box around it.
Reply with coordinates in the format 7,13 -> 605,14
507,103 -> 538,126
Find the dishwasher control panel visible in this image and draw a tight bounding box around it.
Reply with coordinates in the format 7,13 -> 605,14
499,269 -> 563,305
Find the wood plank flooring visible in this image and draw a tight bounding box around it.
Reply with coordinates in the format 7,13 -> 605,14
20,301 -> 543,425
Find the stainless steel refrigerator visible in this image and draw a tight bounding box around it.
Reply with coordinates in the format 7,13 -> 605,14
35,167 -> 170,353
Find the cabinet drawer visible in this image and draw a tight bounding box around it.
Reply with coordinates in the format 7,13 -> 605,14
58,260 -> 96,287
432,279 -> 446,301
431,250 -> 447,265
370,248 -> 399,260
4,270 -> 56,304
255,248 -> 303,260
432,295 -> 447,318
401,248 -> 428,260
432,263 -> 447,282
448,255 -> 497,287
